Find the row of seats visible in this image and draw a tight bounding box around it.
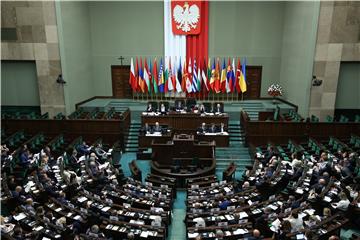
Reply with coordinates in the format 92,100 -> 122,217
2,132 -> 175,239
185,135 -> 360,240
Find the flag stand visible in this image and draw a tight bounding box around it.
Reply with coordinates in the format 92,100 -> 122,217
242,93 -> 244,101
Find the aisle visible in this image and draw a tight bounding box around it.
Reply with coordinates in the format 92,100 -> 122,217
168,190 -> 187,240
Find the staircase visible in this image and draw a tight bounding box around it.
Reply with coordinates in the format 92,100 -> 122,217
215,121 -> 252,175
124,120 -> 141,153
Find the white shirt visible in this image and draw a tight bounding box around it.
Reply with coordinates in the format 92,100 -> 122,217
333,199 -> 350,211
193,217 -> 206,227
288,217 -> 304,232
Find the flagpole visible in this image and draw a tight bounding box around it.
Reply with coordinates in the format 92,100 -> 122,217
242,92 -> 244,101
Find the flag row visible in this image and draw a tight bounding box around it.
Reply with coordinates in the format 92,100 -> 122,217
129,57 -> 247,94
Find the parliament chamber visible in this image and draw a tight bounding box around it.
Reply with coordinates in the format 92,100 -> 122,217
1,1 -> 360,240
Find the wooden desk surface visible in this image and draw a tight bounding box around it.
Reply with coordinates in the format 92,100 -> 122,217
141,113 -> 229,131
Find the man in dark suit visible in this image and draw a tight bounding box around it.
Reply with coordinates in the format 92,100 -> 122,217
153,122 -> 162,133
160,103 -> 167,115
175,101 -> 183,111
78,141 -> 91,156
142,123 -> 151,133
146,103 -> 154,112
197,123 -> 208,134
199,104 -> 206,114
209,123 -> 217,133
214,103 -> 223,114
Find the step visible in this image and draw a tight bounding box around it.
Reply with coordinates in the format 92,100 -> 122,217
125,148 -> 138,152
125,144 -> 138,148
126,139 -> 138,144
127,135 -> 139,140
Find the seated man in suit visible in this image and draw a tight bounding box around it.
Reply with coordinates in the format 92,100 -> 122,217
78,141 -> 92,156
141,123 -> 151,134
160,103 -> 167,115
153,122 -> 162,133
199,103 -> 206,114
197,122 -> 208,134
214,103 -> 224,114
175,100 -> 184,111
19,148 -> 32,169
219,123 -> 225,133
146,103 -> 155,112
209,123 -> 218,133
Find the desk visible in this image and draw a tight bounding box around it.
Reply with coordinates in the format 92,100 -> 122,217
141,112 -> 229,131
196,132 -> 229,147
151,134 -> 216,188
138,132 -> 172,148
152,134 -> 215,165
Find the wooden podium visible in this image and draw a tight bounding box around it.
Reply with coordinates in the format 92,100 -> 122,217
151,134 -> 216,187
151,134 -> 215,166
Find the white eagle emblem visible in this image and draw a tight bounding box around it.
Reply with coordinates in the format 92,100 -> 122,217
173,2 -> 200,32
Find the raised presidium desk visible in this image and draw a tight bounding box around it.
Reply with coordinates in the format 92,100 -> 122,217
140,111 -> 229,147
141,111 -> 229,131
150,134 -> 216,188
138,130 -> 229,148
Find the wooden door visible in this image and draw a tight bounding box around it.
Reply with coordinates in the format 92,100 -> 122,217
240,66 -> 262,99
111,65 -> 132,98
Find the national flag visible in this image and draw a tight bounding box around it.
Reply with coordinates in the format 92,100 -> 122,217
197,61 -> 201,92
241,58 -> 247,93
231,58 -> 236,92
235,58 -> 241,93
129,58 -> 137,92
214,58 -> 221,93
192,59 -> 199,92
186,58 -> 193,93
187,58 -> 193,93
239,58 -> 247,93
167,57 -> 174,92
164,57 -> 169,93
207,58 -> 212,91
148,59 -> 152,94
201,59 -> 209,92
158,58 -> 165,93
226,58 -> 232,93
139,57 -> 145,93
209,58 -> 216,91
175,57 -> 182,93
181,58 -> 187,92
220,59 -> 227,93
143,58 -> 150,93
135,57 -> 140,92
152,58 -> 158,94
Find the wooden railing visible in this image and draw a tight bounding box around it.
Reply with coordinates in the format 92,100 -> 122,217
2,108 -> 131,150
241,111 -> 360,146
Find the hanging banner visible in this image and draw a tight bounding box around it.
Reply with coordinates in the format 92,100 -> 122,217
171,1 -> 201,35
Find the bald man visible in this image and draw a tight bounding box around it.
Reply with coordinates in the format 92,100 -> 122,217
248,229 -> 262,240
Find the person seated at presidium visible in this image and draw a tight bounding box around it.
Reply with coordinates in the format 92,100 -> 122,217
198,123 -> 226,134
199,103 -> 206,113
153,122 -> 162,133
146,103 -> 154,112
175,101 -> 184,111
198,122 -> 208,134
214,103 -> 223,114
160,103 -> 167,114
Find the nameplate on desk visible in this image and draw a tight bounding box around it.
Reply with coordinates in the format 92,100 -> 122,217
142,112 -> 160,116
203,132 -> 229,136
110,216 -> 119,221
80,208 -> 88,214
146,133 -> 162,137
